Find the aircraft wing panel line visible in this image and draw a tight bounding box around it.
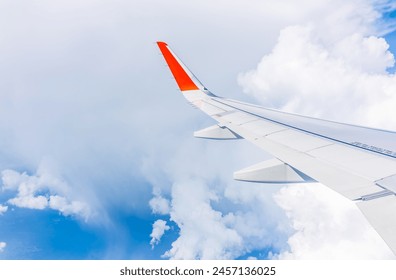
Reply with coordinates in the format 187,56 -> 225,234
222,97 -> 396,135
199,100 -> 228,116
209,97 -> 396,160
264,129 -> 333,153
238,120 -> 289,137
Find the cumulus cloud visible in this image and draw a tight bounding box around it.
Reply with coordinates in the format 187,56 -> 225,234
161,176 -> 289,259
0,204 -> 7,215
238,10 -> 396,130
150,219 -> 170,248
1,166 -> 90,219
0,242 -> 6,252
273,184 -> 395,259
164,179 -> 244,259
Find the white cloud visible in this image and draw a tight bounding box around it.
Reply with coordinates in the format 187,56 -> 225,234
8,195 -> 48,210
149,196 -> 170,215
273,184 -> 395,259
1,165 -> 90,219
2,169 -> 49,209
238,16 -> 396,130
164,180 -> 244,260
160,172 -> 289,259
1,169 -> 25,191
0,204 -> 7,215
0,242 -> 6,252
49,195 -> 90,219
150,219 -> 170,248
333,34 -> 394,73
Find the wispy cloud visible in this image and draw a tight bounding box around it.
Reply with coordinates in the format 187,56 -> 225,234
0,204 -> 7,215
150,219 -> 170,249
0,242 -> 6,252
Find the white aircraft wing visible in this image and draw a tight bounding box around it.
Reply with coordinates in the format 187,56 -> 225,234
157,41 -> 396,255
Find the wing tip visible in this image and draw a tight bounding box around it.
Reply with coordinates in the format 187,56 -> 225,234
156,41 -> 167,47
156,41 -> 200,91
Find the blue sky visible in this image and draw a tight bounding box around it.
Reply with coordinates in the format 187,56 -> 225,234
1,0 -> 396,260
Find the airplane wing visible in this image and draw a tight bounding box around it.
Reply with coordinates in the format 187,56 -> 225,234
157,41 -> 396,255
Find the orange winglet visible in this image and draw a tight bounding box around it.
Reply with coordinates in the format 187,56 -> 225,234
157,42 -> 199,91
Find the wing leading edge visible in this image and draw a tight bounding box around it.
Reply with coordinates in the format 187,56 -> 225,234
157,41 -> 396,255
